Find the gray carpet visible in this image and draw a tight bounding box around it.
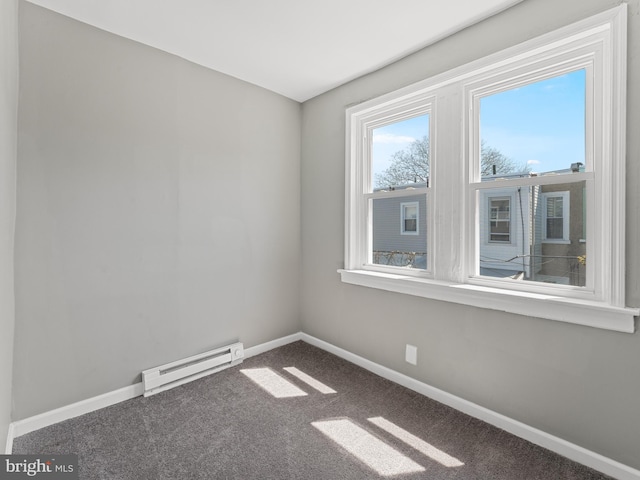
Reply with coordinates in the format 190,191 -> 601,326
13,341 -> 611,479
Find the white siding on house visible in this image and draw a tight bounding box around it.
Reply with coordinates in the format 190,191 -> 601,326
478,187 -> 531,277
530,185 -> 543,276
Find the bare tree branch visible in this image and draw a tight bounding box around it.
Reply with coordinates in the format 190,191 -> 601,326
374,137 -> 528,189
374,136 -> 429,189
480,141 -> 529,177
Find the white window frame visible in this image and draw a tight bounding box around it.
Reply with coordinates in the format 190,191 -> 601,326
465,61 -> 592,296
401,202 -> 419,235
541,192 -> 570,243
341,6 -> 637,333
488,196 -> 511,244
346,94 -> 435,278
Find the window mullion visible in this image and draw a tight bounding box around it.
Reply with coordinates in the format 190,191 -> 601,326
432,84 -> 465,283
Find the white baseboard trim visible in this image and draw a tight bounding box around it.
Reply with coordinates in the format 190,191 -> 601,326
244,332 -> 303,358
5,423 -> 14,454
11,383 -> 144,439
299,333 -> 640,480
8,331 -> 638,479
8,333 -> 304,443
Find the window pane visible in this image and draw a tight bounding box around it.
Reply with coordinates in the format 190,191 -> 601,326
547,197 -> 563,218
480,69 -> 586,178
489,198 -> 510,243
372,196 -> 426,269
546,218 -> 564,239
372,114 -> 430,190
478,181 -> 586,286
404,218 -> 417,232
490,199 -> 510,219
404,205 -> 417,219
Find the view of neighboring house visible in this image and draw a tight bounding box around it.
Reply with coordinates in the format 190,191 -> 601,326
372,187 -> 427,270
372,167 -> 586,286
479,182 -> 533,279
538,179 -> 586,286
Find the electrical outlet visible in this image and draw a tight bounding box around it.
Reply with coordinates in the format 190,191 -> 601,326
405,344 -> 417,365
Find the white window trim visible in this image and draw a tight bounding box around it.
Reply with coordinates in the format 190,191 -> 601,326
541,191 -> 570,243
338,269 -> 633,332
400,202 -> 419,235
346,94 -> 435,278
342,6 -> 637,333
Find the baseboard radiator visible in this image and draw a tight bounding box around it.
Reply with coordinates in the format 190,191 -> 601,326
142,342 -> 244,397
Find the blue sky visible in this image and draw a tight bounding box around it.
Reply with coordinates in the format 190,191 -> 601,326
372,69 -> 586,180
480,69 -> 586,173
372,114 -> 429,181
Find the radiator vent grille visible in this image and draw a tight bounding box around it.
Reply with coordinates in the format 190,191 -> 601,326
142,342 -> 244,397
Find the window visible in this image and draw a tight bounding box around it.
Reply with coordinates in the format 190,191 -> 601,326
342,6 -> 636,332
545,196 -> 564,240
488,198 -> 510,243
365,112 -> 431,272
542,192 -> 569,242
471,67 -> 587,287
401,202 -> 419,235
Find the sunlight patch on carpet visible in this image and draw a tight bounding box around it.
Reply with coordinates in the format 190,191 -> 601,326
240,368 -> 308,398
312,419 -> 425,476
368,416 -> 464,467
283,367 -> 337,394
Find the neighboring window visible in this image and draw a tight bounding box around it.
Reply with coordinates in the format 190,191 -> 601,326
489,198 -> 510,243
542,192 -> 569,242
343,6 -> 635,331
401,202 -> 419,235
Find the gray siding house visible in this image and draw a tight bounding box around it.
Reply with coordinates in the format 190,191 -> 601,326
372,186 -> 427,269
373,172 -> 586,285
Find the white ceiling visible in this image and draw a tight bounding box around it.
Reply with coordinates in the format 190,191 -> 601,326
25,0 -> 522,102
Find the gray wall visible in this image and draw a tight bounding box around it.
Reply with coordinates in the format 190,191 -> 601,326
14,3 -> 301,420
12,0 -> 640,471
301,0 -> 640,470
0,0 -> 18,450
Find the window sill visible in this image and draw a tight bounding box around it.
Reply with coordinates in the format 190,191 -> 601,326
338,269 -> 637,333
